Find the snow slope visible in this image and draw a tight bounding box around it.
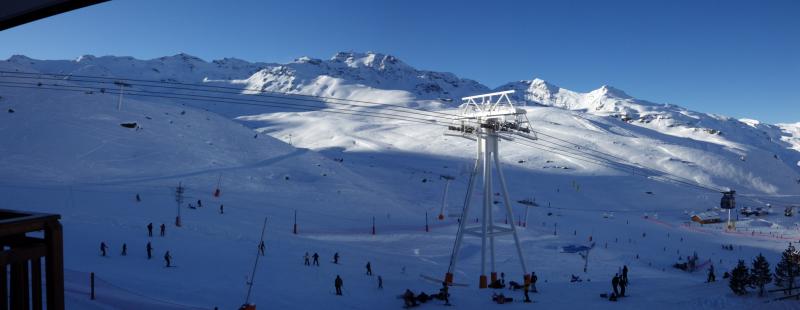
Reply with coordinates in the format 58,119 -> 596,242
1,52 -> 800,309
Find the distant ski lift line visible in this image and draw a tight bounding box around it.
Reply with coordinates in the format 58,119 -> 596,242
0,80 -> 453,126
0,74 -> 458,125
0,79 -> 794,204
0,70 -> 460,118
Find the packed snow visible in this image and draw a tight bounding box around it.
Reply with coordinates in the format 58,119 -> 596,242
1,52 -> 799,309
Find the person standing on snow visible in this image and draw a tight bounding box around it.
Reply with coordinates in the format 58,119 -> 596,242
121,243 -> 127,256
377,275 -> 383,289
146,242 -> 153,259
164,251 -> 172,267
197,199 -> 202,208
366,262 -> 373,276
334,275 -> 343,295
619,276 -> 627,297
313,252 -> 320,266
100,242 -> 108,256
440,282 -> 450,305
612,274 -> 620,296
258,241 -> 265,256
147,223 -> 153,237
622,265 -> 629,283
333,252 -> 340,264
219,204 -> 224,214
707,265 -> 716,283
160,223 -> 166,237
304,252 -> 310,266
531,272 -> 539,292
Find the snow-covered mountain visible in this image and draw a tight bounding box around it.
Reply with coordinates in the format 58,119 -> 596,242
2,51 -> 800,309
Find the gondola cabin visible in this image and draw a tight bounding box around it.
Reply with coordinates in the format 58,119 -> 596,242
720,190 -> 736,209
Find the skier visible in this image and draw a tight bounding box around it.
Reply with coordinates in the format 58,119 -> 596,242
313,252 -> 320,266
523,282 -> 532,303
146,242 -> 153,259
121,243 -> 127,256
147,223 -> 153,237
531,271 -> 539,292
136,193 -> 141,202
707,265 -> 716,283
160,223 -> 166,237
304,252 -> 310,266
333,252 -> 340,264
440,281 -> 450,305
164,251 -> 172,267
378,275 -> 383,289
219,204 -> 224,214
334,275 -> 343,295
611,274 -> 620,296
366,262 -> 372,276
619,275 -> 627,297
258,241 -> 265,256
100,242 -> 107,256
622,265 -> 629,283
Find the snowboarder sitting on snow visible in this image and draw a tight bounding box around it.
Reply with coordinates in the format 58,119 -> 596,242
488,279 -> 505,289
508,281 -> 524,290
402,289 -> 417,307
571,274 -> 582,282
611,274 -> 620,296
492,292 -> 513,304
416,292 -> 431,303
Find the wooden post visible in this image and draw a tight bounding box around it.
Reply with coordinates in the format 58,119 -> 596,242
31,258 -> 42,310
293,210 -> 297,235
90,272 -> 95,300
0,260 -> 7,310
45,220 -> 64,310
425,211 -> 429,232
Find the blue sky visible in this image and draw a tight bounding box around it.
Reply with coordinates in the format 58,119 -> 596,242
1,0 -> 798,123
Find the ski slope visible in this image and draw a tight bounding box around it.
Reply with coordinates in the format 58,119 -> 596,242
1,52 -> 800,309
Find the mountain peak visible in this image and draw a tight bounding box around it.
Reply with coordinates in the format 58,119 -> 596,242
592,85 -> 631,99
75,55 -> 96,62
329,51 -> 409,70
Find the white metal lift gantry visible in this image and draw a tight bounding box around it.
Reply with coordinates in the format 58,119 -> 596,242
443,90 -> 535,288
